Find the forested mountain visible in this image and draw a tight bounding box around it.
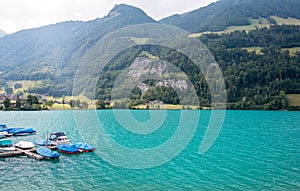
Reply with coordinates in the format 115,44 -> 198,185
0,4 -> 155,96
0,2 -> 299,110
94,25 -> 300,110
160,0 -> 300,32
200,25 -> 300,110
0,29 -> 6,38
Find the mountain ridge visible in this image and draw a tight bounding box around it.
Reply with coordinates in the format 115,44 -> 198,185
160,0 -> 300,32
0,4 -> 156,96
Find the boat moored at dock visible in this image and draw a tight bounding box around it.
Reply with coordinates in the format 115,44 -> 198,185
34,139 -> 52,146
15,141 -> 35,149
9,128 -> 36,136
49,132 -> 70,145
0,124 -> 36,136
56,144 -> 79,154
74,142 -> 95,152
0,139 -> 15,152
0,131 -> 8,139
37,147 -> 60,159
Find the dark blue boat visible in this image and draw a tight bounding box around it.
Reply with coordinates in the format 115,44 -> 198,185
74,142 -> 95,152
34,139 -> 52,146
37,147 -> 60,159
56,144 -> 79,154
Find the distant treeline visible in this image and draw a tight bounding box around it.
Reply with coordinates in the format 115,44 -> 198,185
200,25 -> 300,48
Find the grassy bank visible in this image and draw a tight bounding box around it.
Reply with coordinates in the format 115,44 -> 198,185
286,94 -> 300,106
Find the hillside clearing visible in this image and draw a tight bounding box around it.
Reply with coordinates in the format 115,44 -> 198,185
189,18 -> 271,38
282,47 -> 300,56
242,46 -> 263,54
189,16 -> 300,38
286,94 -> 300,106
242,46 -> 300,56
271,16 -> 300,25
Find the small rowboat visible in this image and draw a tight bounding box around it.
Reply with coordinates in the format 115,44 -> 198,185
37,147 -> 60,159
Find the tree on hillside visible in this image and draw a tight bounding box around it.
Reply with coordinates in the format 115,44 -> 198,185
16,95 -> 21,109
27,95 -> 39,105
45,100 -> 54,108
3,97 -> 11,109
5,87 -> 13,95
96,100 -> 106,109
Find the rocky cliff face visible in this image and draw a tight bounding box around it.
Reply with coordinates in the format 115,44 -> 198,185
128,57 -> 189,92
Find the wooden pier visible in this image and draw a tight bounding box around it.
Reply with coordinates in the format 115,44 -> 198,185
15,148 -> 44,160
0,150 -> 23,158
0,148 -> 44,160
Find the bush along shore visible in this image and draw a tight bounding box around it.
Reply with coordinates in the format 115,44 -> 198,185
0,94 -> 90,111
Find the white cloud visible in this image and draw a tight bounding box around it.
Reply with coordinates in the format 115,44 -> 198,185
0,0 -> 217,34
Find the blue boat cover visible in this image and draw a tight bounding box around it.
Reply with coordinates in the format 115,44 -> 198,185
74,142 -> 95,151
0,127 -> 13,132
11,128 -> 36,135
34,139 -> 52,146
56,144 -> 79,153
0,127 -> 36,134
37,147 -> 60,159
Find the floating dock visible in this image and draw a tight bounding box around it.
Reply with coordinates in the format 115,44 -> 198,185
0,148 -> 44,160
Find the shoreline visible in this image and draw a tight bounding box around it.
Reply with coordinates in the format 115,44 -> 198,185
1,108 -> 299,111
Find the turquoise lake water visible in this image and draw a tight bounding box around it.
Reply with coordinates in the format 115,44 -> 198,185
0,110 -> 299,190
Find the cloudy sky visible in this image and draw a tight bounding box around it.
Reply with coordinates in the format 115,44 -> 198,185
0,0 -> 217,34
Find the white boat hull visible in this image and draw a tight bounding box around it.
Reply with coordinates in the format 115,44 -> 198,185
0,132 -> 8,139
0,147 -> 15,152
51,140 -> 70,145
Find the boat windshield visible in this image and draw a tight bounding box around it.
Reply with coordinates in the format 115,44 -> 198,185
49,132 -> 66,141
